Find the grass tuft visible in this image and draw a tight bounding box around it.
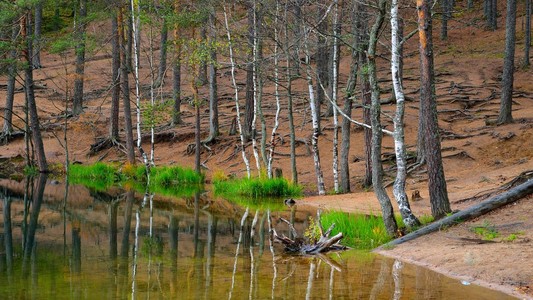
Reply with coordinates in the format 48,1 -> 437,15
321,211 -> 393,249
213,176 -> 302,198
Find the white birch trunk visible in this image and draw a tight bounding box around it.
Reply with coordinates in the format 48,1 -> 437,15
223,6 -> 251,178
303,27 -> 326,195
331,0 -> 339,193
229,207 -> 249,300
251,0 -> 261,175
268,0 -> 282,179
391,0 -> 420,227
130,0 -> 148,167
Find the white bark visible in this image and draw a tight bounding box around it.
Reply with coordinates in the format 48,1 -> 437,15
332,0 -> 339,193
391,0 -> 420,227
229,208 -> 249,300
303,27 -> 326,196
130,0 -> 148,166
268,0 -> 282,179
223,6 -> 252,178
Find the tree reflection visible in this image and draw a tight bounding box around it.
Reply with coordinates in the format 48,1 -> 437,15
22,174 -> 47,277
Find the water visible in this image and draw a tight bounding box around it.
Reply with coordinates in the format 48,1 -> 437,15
0,176 -> 515,299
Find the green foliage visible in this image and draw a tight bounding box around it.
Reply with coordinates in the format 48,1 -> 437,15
141,236 -> 164,256
23,165 -> 39,177
68,163 -> 118,190
304,216 -> 321,244
471,221 -> 499,240
213,176 -> 302,199
320,211 -> 393,249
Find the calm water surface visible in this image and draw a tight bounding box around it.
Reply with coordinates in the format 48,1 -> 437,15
0,175 -> 515,299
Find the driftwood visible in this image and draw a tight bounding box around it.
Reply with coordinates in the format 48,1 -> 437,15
379,179 -> 533,248
272,211 -> 347,254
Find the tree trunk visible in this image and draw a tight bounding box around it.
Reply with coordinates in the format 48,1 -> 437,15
207,7 -> 219,141
156,18 -> 168,87
198,26 -> 208,85
391,0 -> 421,227
172,31 -> 182,126
498,0 -> 517,124
368,0 -> 398,237
418,0 -> 452,219
110,9 -> 120,140
23,13 -> 48,172
440,0 -> 449,40
304,26 -> 326,196
362,76 -> 373,188
2,25 -> 18,138
33,1 -> 43,69
223,5 -> 252,178
282,1 -> 298,184
525,0 -> 531,67
251,0 -> 262,174
73,0 -> 87,116
331,0 -> 340,193
315,2 -> 329,125
243,4 -> 255,142
119,8 -> 135,164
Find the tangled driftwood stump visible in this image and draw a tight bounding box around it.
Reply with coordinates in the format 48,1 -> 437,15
272,211 -> 347,254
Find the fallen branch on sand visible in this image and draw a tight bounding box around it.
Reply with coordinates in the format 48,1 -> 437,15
378,178 -> 533,248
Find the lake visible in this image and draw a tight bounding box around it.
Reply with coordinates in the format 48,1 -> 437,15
0,175 -> 515,299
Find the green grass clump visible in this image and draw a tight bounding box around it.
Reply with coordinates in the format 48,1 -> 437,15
68,163 -> 118,190
471,220 -> 499,240
320,211 -> 393,249
213,176 -> 302,198
151,166 -> 204,187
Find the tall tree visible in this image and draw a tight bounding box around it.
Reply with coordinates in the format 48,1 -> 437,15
72,0 -> 88,115
110,5 -> 121,141
315,1 -> 330,125
417,0 -> 451,218
391,0 -> 420,227
155,16 -> 169,87
206,4 -> 219,142
243,2 -> 255,142
498,0 -> 517,124
32,0 -> 43,69
525,0 -> 531,67
331,0 -> 339,193
303,24 -> 326,196
2,25 -> 18,140
172,2 -> 182,126
118,6 -> 135,164
23,11 -> 48,172
368,0 -> 398,236
285,0 -> 298,184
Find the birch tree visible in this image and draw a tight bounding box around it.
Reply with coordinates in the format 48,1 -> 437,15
391,0 -> 420,227
223,4 -> 252,178
285,0 -> 298,184
303,25 -> 326,196
331,0 -> 339,193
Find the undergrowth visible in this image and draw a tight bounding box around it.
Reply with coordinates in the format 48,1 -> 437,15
213,175 -> 302,198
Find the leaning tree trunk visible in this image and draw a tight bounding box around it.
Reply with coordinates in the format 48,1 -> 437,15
72,0 -> 87,116
303,25 -> 326,196
497,0 -> 517,124
110,9 -> 120,140
369,0 -> 398,237
23,12 -> 48,172
418,0 -> 452,219
391,0 -> 420,227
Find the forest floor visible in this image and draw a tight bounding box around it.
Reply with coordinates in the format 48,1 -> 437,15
1,3 -> 533,299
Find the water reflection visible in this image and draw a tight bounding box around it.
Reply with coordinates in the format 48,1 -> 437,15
0,178 -> 516,299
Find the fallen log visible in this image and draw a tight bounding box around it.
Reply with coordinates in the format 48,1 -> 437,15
378,179 -> 533,248
272,211 -> 347,254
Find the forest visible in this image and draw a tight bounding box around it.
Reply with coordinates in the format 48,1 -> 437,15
1,0 -> 532,240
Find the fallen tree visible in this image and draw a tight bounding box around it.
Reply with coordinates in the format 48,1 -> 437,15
378,178 -> 533,248
272,211 -> 347,254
